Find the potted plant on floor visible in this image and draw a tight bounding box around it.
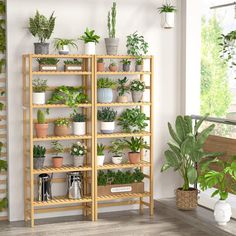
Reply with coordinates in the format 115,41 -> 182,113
109,61 -> 118,72
161,115 -> 220,210
135,58 -> 143,72
97,143 -> 105,166
33,145 -> 46,169
130,80 -> 145,102
109,139 -> 124,164
80,28 -> 100,55
37,58 -> 59,71
121,59 -> 131,72
117,77 -> 129,103
35,109 -> 49,138
28,10 -> 56,54
199,156 -> 236,225
32,78 -> 48,105
64,59 -> 83,72
105,2 -> 119,55
97,78 -> 116,103
70,111 -> 86,136
51,141 -> 64,168
98,107 -> 117,134
97,58 -> 105,72
158,3 -> 177,29
54,118 -> 70,136
118,108 -> 148,133
123,137 -> 149,164
54,38 -> 78,54
70,141 -> 87,167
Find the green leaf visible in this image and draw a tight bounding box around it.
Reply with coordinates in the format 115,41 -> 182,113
175,116 -> 186,141
211,189 -> 219,198
196,124 -> 215,148
161,163 -> 171,172
180,136 -> 194,155
164,150 -> 179,169
168,122 -> 181,146
187,167 -> 197,184
184,116 -> 193,134
194,114 -> 209,135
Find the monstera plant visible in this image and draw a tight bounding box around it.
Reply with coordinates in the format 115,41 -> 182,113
161,115 -> 221,210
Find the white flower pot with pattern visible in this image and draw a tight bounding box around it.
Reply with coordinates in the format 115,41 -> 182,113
73,155 -> 84,167
100,121 -> 115,134
214,200 -> 232,226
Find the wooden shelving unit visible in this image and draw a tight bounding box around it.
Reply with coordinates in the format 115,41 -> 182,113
23,54 -> 154,227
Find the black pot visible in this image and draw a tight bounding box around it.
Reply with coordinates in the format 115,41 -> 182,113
34,43 -> 49,54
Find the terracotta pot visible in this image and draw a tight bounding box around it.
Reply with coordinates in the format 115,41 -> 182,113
54,125 -> 69,136
97,62 -> 105,72
128,152 -> 141,164
109,65 -> 117,72
52,156 -> 63,168
117,95 -> 128,103
35,123 -> 48,138
176,188 -> 198,210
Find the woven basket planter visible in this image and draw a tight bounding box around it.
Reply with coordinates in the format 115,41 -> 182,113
176,188 -> 198,210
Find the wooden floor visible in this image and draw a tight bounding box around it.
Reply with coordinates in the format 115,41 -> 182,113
0,207 -> 216,236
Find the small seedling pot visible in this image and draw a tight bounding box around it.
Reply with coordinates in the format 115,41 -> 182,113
73,122 -> 86,136
35,123 -> 48,138
128,152 -> 141,164
117,95 -> 128,103
33,157 -> 45,169
109,65 -> 118,72
73,156 -> 84,167
132,91 -> 143,103
112,156 -> 122,164
84,42 -> 95,55
123,64 -> 130,72
52,156 -> 63,168
34,42 -> 49,54
135,64 -> 142,72
97,88 -> 113,103
100,121 -> 115,134
59,45 -> 69,55
97,155 -> 105,166
97,62 -> 105,72
54,125 -> 70,136
33,92 -> 45,105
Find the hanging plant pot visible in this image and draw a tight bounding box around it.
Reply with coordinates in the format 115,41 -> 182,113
162,12 -> 175,29
176,188 -> 198,210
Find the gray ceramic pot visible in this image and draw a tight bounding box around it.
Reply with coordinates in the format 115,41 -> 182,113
34,43 -> 49,54
135,64 -> 142,72
132,91 -> 143,102
123,64 -> 130,72
105,38 -> 119,55
33,157 -> 45,169
98,88 -> 113,103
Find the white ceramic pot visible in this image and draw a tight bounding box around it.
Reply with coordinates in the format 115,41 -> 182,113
214,200 -> 232,226
112,156 -> 122,164
59,45 -> 70,55
33,92 -> 45,105
73,122 -> 86,136
84,42 -> 96,55
97,155 -> 105,166
73,155 -> 84,167
100,121 -> 115,134
162,12 -> 175,29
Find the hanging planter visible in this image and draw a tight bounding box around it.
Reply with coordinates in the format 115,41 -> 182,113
158,2 -> 177,29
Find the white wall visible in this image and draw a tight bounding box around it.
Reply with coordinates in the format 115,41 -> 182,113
7,0 -> 183,221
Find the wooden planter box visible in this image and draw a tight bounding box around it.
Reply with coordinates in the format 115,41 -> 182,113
64,64 -> 83,72
39,64 -> 58,71
97,182 -> 144,196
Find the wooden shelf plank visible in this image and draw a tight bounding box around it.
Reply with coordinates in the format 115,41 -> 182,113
97,192 -> 150,202
96,102 -> 151,107
33,135 -> 92,141
97,132 -> 151,139
32,103 -> 92,109
30,54 -> 93,58
96,71 -> 151,75
32,71 -> 92,75
97,161 -> 150,170
33,165 -> 92,174
96,55 -> 152,59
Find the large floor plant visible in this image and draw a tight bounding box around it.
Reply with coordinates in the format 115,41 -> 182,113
161,115 -> 220,210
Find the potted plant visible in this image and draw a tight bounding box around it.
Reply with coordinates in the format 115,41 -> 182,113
97,58 -> 105,72
37,58 -> 59,71
117,77 -> 129,103
161,115 -> 220,210
105,2 -> 119,55
32,78 -> 48,105
135,58 -> 143,72
158,3 -> 177,29
123,137 -> 149,164
109,139 -> 124,164
109,62 -> 118,72
70,141 -> 87,167
64,59 -> 83,72
97,77 -> 116,103
54,38 -> 78,54
51,141 -> 64,168
28,11 -> 56,54
54,118 -> 70,136
33,145 -> 46,169
97,168 -> 144,196
98,107 -> 117,134
199,156 -> 236,225
130,80 -> 145,102
121,59 -> 131,72
97,143 -> 105,166
80,28 -> 100,55
35,109 -> 49,138
70,111 -> 86,136
118,108 -> 148,133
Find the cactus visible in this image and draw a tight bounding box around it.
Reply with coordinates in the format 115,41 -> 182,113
37,109 -> 45,124
107,2 -> 117,38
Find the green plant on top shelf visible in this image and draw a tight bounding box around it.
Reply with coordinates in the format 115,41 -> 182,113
29,10 -> 56,43
64,59 -> 82,65
130,80 -> 145,92
97,58 -> 104,63
98,107 -> 117,122
51,141 -> 64,156
37,109 -> 49,124
37,58 -> 59,65
121,59 -> 131,65
70,110 -> 86,122
158,4 -> 177,13
107,2 -> 117,38
80,28 -> 100,44
47,85 -> 88,107
97,78 -> 116,89
54,38 -> 78,50
33,145 -> 46,158
118,108 -> 148,132
117,77 -> 129,96
109,139 -> 125,156
123,137 -> 149,153
33,78 -> 48,92
97,143 -> 105,156
54,118 -> 70,127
